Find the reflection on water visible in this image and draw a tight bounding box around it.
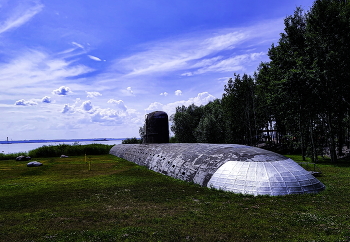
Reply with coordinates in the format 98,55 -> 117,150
0,140 -> 122,154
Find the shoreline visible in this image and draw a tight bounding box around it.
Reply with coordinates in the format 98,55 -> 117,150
0,138 -> 125,145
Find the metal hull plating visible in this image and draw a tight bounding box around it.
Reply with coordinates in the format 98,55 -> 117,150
109,143 -> 325,196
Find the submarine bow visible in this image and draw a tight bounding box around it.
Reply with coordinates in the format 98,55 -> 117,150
110,143 -> 325,196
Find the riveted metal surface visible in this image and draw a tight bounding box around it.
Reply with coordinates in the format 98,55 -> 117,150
109,143 -> 325,196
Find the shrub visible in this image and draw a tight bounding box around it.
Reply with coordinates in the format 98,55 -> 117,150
0,152 -> 28,161
28,143 -> 114,157
122,137 -> 141,144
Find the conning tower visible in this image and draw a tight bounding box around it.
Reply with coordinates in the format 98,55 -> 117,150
143,111 -> 169,143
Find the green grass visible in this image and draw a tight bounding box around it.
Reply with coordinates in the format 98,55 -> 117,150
1,154 -> 350,241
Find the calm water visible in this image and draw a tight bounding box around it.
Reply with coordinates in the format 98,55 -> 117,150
0,140 -> 123,154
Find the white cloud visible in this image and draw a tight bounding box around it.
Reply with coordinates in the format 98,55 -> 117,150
88,106 -> 140,126
72,42 -> 84,49
18,124 -> 36,131
88,55 -> 102,61
74,98 -> 81,105
164,92 -> 216,114
217,76 -> 232,82
82,100 -> 93,111
181,72 -> 193,77
107,99 -> 127,111
146,92 -> 216,115
42,96 -> 51,103
175,90 -> 182,96
191,92 -> 216,105
0,49 -> 93,91
86,91 -> 102,98
52,86 -> 71,95
121,87 -> 135,96
160,92 -> 168,96
59,98 -> 141,128
14,99 -> 38,106
113,19 -> 282,77
194,52 -> 265,74
116,31 -> 245,76
189,56 -> 223,69
62,104 -> 74,114
0,1 -> 44,34
90,108 -> 123,124
145,102 -> 164,113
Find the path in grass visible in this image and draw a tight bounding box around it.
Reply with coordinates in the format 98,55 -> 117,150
1,154 -> 350,241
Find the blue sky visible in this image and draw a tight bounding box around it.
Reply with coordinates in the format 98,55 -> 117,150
0,0 -> 314,140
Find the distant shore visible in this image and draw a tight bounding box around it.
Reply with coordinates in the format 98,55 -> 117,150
0,138 -> 125,144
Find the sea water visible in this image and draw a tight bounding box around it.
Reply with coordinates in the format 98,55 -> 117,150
0,139 -> 123,154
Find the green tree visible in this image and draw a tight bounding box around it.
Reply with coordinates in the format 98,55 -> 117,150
305,0 -> 350,161
257,7 -> 315,159
170,104 -> 204,143
257,0 -> 350,162
194,99 -> 225,143
222,74 -> 260,145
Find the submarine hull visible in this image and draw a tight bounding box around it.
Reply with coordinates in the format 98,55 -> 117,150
110,143 -> 325,196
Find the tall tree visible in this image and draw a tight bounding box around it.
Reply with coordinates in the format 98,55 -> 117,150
194,99 -> 225,143
257,7 -> 315,159
257,0 -> 350,161
222,74 -> 260,145
305,0 -> 350,161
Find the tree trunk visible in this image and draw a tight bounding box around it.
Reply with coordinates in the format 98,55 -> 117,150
327,113 -> 337,162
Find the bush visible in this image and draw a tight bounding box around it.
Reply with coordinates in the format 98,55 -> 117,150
122,137 -> 141,144
0,152 -> 28,161
28,143 -> 114,158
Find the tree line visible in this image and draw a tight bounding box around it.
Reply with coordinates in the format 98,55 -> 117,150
170,0 -> 350,162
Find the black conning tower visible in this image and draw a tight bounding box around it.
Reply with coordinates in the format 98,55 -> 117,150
143,111 -> 169,143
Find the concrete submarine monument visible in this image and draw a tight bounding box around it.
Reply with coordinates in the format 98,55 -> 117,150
110,111 -> 325,196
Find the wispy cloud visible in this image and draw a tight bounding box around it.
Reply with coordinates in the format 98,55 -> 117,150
0,1 -> 44,34
120,87 -> 135,96
86,91 -> 102,98
88,55 -> 102,61
114,19 -> 282,77
0,49 -> 93,91
72,42 -> 85,49
192,52 -> 265,75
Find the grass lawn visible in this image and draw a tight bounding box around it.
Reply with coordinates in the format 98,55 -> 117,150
1,154 -> 350,241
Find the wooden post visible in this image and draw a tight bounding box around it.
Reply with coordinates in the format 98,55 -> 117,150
85,154 -> 91,171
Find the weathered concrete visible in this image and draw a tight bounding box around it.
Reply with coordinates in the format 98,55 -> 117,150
109,143 -> 325,196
